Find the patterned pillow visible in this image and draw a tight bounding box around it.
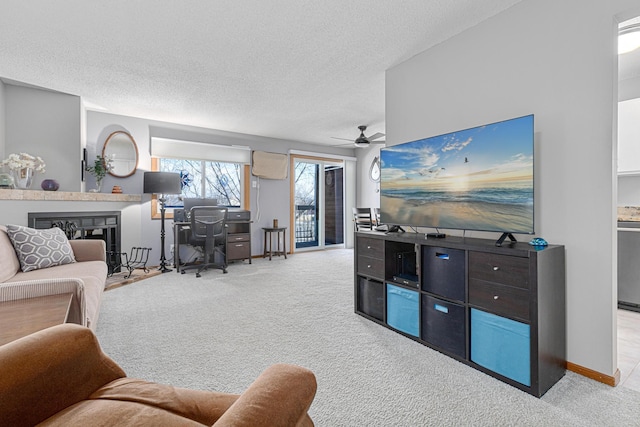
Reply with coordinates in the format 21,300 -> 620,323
6,225 -> 76,272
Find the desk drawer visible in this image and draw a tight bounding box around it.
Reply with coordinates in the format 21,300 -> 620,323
357,237 -> 383,259
469,280 -> 530,322
227,242 -> 251,259
228,233 -> 250,243
469,252 -> 529,289
357,255 -> 384,280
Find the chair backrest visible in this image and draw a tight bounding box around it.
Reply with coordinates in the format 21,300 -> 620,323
352,207 -> 373,231
373,207 -> 381,226
190,206 -> 228,242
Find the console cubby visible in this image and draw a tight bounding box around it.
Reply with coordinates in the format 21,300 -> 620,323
421,246 -> 466,302
357,277 -> 385,321
421,295 -> 466,359
386,283 -> 419,337
385,241 -> 419,289
353,231 -> 565,397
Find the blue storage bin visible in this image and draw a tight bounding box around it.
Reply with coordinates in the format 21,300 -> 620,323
470,308 -> 531,386
386,284 -> 419,337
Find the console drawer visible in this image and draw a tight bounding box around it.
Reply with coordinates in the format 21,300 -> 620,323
469,252 -> 529,289
469,280 -> 530,322
357,255 -> 384,280
357,237 -> 383,260
228,233 -> 250,243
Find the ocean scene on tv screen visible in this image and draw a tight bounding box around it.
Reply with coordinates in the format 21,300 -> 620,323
380,115 -> 534,233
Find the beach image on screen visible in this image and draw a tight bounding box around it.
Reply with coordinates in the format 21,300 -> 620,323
380,115 -> 534,233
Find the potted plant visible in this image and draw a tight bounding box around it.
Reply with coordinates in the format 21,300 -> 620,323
85,155 -> 113,192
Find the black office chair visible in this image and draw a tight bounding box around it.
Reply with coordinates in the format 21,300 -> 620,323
353,207 -> 374,231
181,206 -> 228,277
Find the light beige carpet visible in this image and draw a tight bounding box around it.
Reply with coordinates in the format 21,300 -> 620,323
96,249 -> 640,426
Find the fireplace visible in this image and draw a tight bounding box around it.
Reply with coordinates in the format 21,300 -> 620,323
28,211 -> 121,272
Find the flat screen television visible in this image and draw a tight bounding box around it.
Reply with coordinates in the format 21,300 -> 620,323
380,114 -> 534,240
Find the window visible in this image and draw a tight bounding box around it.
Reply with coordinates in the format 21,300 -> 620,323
157,158 -> 243,207
151,157 -> 250,219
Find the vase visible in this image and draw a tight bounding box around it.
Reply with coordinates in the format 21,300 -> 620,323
11,167 -> 34,189
89,179 -> 103,193
41,179 -> 60,191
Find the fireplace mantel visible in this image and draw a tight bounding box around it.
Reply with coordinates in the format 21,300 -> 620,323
0,189 -> 141,203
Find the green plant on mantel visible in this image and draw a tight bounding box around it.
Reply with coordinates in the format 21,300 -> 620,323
85,155 -> 113,181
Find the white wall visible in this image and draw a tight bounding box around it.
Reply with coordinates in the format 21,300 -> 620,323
618,98 -> 640,174
0,81 -> 5,160
5,85 -> 81,191
385,0 -> 640,377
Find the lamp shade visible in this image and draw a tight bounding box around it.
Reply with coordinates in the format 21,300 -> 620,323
143,172 -> 181,195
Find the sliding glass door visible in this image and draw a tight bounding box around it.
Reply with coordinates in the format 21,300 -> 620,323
292,156 -> 344,250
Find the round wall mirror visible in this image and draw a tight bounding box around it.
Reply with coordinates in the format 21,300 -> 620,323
102,131 -> 139,178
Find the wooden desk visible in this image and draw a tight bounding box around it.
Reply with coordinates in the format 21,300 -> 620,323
262,227 -> 287,260
173,210 -> 252,272
0,293 -> 73,346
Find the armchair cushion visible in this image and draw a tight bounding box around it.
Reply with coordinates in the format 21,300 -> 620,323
5,224 -> 75,272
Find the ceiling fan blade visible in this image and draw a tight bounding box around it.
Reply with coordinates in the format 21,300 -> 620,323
371,140 -> 386,144
368,132 -> 385,141
330,136 -> 355,142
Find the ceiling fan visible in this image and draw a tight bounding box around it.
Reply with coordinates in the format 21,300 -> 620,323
332,125 -> 386,147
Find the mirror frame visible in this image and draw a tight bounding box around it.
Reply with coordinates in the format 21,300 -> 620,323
102,131 -> 139,178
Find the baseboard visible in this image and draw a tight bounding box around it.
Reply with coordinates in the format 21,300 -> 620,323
567,361 -> 620,387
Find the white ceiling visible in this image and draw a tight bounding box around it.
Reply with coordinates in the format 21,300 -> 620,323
0,0 -> 524,147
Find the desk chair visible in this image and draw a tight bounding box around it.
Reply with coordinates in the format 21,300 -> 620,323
353,207 -> 374,231
373,207 -> 381,226
181,206 -> 228,277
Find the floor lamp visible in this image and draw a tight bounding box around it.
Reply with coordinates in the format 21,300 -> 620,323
143,172 -> 182,273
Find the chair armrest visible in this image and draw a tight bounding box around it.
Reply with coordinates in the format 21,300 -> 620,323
0,278 -> 86,326
213,363 -> 317,427
69,239 -> 106,262
0,324 -> 126,427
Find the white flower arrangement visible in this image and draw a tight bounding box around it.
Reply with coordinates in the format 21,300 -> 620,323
1,153 -> 46,173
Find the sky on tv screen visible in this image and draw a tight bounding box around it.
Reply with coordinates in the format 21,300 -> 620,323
380,115 -> 534,234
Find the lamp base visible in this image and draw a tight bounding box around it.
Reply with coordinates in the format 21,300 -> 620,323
158,262 -> 172,273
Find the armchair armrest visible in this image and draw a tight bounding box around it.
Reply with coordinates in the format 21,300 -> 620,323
213,363 -> 317,427
69,239 -> 106,262
0,324 -> 126,427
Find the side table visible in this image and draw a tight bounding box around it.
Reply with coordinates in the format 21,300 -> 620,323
262,227 -> 287,260
0,293 -> 73,346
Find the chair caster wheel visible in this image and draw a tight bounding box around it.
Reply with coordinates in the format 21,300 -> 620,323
196,273 -> 201,278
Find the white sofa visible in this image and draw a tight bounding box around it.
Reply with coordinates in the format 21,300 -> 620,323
0,225 -> 108,330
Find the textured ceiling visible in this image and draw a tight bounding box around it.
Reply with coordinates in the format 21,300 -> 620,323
0,1 -> 525,146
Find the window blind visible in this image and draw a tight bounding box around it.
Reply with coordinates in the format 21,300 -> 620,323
150,137 -> 251,163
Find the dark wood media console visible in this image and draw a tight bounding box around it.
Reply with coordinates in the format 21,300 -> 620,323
354,231 -> 566,397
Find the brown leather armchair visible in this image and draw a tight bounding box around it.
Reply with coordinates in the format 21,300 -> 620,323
0,324 -> 317,426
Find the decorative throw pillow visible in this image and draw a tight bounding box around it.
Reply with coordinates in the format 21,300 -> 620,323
6,224 -> 76,272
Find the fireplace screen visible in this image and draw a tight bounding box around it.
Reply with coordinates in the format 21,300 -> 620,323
28,211 -> 121,273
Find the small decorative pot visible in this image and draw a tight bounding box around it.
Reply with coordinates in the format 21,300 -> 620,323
41,179 -> 60,191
